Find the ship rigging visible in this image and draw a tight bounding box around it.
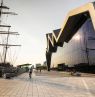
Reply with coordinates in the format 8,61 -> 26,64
0,0 -> 21,66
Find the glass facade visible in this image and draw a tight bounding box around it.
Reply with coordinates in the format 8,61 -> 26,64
51,19 -> 95,67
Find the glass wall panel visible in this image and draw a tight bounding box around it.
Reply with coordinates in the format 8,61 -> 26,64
51,19 -> 95,67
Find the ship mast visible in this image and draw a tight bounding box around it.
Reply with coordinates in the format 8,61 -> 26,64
0,0 -> 21,65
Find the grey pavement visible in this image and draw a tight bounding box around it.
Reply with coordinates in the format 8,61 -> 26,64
0,71 -> 95,97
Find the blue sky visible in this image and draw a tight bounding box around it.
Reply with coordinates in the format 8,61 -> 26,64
2,0 -> 95,66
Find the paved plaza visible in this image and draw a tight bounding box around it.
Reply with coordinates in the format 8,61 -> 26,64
0,71 -> 95,97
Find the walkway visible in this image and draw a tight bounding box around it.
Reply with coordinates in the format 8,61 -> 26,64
0,71 -> 95,97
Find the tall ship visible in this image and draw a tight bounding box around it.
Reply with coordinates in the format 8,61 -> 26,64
0,0 -> 21,77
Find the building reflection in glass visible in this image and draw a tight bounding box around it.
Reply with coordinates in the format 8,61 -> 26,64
51,19 -> 95,68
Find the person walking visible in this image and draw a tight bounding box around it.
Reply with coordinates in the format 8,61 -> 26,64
29,67 -> 33,78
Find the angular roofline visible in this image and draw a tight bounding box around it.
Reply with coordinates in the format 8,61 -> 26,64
57,2 -> 95,42
46,2 -> 95,53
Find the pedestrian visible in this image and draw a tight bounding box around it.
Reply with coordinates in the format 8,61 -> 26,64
40,68 -> 41,73
29,67 -> 33,78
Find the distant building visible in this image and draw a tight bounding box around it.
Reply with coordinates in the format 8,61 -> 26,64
36,63 -> 41,68
17,63 -> 31,68
46,2 -> 95,71
43,61 -> 47,66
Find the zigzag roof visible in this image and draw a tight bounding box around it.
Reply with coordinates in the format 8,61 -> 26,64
46,2 -> 95,53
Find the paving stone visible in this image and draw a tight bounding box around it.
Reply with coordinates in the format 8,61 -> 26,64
0,72 -> 95,97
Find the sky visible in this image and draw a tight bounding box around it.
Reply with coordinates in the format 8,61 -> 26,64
1,0 -> 95,66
